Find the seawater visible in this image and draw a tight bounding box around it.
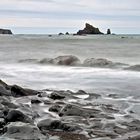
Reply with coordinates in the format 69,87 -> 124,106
0,34 -> 140,98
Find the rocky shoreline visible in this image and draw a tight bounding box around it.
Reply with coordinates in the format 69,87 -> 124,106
0,79 -> 140,140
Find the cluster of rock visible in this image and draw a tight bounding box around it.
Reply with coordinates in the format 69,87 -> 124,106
57,23 -> 112,36
20,55 -> 127,69
0,79 -> 140,139
0,29 -> 12,35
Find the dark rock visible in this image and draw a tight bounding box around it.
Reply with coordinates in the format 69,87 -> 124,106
31,99 -> 42,104
39,55 -> 81,66
2,122 -> 48,140
124,65 -> 140,71
0,118 -> 5,128
11,85 -> 39,97
65,32 -> 69,35
52,55 -> 81,66
0,29 -> 12,35
107,29 -> 111,34
59,104 -> 100,117
49,91 -> 65,100
77,23 -> 103,35
83,58 -> 113,67
91,130 -> 118,139
58,33 -> 64,35
49,104 -> 62,113
48,131 -> 88,140
75,90 -> 87,95
5,109 -> 33,124
1,101 -> 18,109
37,119 -> 79,132
0,80 -> 11,96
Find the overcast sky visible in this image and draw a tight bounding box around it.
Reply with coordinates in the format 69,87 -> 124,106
0,0 -> 140,34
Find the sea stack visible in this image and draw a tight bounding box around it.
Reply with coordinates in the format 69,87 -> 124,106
107,29 -> 111,35
77,23 -> 103,35
0,28 -> 13,34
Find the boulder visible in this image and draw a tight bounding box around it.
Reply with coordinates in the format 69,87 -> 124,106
39,55 -> 81,66
77,23 -> 103,35
65,32 -> 69,35
124,65 -> 140,71
0,80 -> 11,96
59,104 -> 100,117
2,122 -> 48,140
37,119 -> 79,132
83,58 -> 113,67
5,109 -> 33,124
49,91 -> 65,100
49,104 -> 62,113
0,29 -> 12,35
51,55 -> 81,66
11,85 -> 39,97
31,99 -> 42,104
58,33 -> 64,35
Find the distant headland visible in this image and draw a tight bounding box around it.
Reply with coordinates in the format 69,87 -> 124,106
0,28 -> 13,35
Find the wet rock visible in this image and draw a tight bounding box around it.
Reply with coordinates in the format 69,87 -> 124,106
77,23 -> 103,35
48,131 -> 88,140
0,29 -> 12,34
0,111 -> 4,118
52,55 -> 81,66
58,33 -> 64,35
38,119 -> 79,132
124,65 -> 140,71
113,126 -> 128,135
91,130 -> 118,139
59,104 -> 100,117
40,55 -> 81,66
31,99 -> 42,104
0,118 -> 5,128
49,104 -> 62,113
83,58 -> 113,67
65,32 -> 69,35
75,90 -> 87,95
1,101 -> 18,109
11,85 -> 39,97
5,109 -> 33,124
114,131 -> 140,140
49,91 -> 65,100
2,122 -> 48,140
0,80 -> 11,96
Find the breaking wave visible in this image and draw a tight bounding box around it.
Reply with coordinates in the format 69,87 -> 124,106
18,55 -> 131,70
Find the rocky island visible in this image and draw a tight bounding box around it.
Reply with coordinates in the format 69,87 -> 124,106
0,28 -> 13,35
76,23 -> 103,35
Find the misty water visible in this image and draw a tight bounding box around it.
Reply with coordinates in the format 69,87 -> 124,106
0,34 -> 140,98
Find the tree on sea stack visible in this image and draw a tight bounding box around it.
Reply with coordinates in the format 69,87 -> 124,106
107,29 -> 111,35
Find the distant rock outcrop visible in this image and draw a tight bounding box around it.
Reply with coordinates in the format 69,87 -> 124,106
77,23 -> 103,35
107,29 -> 111,35
0,29 -> 12,34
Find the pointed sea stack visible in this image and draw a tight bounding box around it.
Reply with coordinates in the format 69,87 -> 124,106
77,23 -> 103,35
0,28 -> 13,34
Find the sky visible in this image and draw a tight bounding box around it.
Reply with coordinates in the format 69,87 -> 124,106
0,0 -> 140,34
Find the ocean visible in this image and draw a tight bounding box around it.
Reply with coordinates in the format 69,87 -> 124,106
0,34 -> 140,97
